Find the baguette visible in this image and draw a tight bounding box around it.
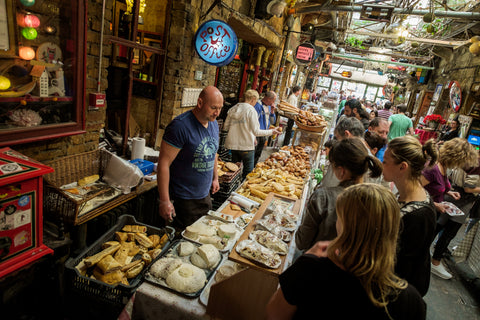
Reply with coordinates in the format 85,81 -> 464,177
84,243 -> 121,267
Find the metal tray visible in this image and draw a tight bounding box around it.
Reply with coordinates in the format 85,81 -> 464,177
181,215 -> 244,253
143,239 -> 224,298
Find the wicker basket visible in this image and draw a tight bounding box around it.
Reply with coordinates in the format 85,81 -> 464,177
295,120 -> 327,133
43,149 -> 116,226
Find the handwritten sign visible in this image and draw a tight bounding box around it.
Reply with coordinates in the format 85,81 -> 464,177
194,20 -> 238,67
295,43 -> 315,65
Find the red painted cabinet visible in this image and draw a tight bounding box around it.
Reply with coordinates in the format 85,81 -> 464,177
0,147 -> 53,278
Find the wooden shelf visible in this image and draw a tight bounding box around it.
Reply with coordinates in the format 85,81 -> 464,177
228,192 -> 301,276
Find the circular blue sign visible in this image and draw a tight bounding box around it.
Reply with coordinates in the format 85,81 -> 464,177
194,20 -> 238,67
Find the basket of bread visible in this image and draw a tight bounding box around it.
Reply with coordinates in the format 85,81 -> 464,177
144,240 -> 223,297
294,110 -> 328,133
277,100 -> 300,116
234,145 -> 310,204
65,215 -> 174,306
217,160 -> 242,183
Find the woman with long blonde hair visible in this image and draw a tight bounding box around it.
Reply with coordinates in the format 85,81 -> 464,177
382,135 -> 437,296
267,184 -> 426,320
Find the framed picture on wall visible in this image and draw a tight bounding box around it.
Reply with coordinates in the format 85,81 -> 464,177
432,84 -> 443,103
0,0 -> 16,57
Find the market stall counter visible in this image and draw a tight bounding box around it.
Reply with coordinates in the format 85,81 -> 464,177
121,181 -> 311,320
414,127 -> 438,144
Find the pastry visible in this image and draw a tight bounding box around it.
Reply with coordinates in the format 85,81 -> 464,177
84,243 -> 121,267
249,230 -> 288,255
230,203 -> 242,211
93,268 -> 124,285
97,255 -> 122,273
166,263 -> 207,294
125,261 -> 145,278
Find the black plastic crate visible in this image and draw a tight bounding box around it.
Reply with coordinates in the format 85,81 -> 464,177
65,215 -> 175,307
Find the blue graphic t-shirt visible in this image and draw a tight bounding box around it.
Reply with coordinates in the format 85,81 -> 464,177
163,111 -> 219,199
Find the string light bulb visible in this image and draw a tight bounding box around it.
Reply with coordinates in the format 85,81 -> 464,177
19,46 -> 36,60
21,27 -> 37,40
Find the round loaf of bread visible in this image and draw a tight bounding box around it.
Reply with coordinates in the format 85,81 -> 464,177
178,241 -> 195,257
190,252 -> 208,269
166,263 -> 207,293
218,224 -> 237,238
184,223 -> 216,240
149,257 -> 182,279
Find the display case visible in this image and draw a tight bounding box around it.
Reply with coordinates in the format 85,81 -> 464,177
0,0 -> 86,146
0,147 -> 53,278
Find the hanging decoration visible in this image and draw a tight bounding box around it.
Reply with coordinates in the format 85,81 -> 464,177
21,27 -> 37,40
194,20 -> 238,67
17,13 -> 41,28
20,0 -> 35,7
19,46 -> 36,60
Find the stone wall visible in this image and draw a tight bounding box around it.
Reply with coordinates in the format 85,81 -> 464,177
404,46 -> 480,121
14,0 -> 111,162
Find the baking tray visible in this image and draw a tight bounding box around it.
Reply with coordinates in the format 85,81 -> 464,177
181,215 -> 244,253
144,239 -> 224,298
199,260 -> 245,306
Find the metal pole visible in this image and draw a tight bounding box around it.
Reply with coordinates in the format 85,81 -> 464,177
331,53 -> 435,70
289,5 -> 480,20
97,0 -> 106,93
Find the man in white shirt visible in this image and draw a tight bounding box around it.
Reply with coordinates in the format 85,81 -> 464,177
283,86 -> 301,146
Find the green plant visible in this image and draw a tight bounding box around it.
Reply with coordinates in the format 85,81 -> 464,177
345,36 -> 366,49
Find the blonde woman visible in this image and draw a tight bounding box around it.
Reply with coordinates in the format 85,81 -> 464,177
421,137 -> 478,279
266,184 -> 426,320
382,136 -> 437,296
223,89 -> 281,179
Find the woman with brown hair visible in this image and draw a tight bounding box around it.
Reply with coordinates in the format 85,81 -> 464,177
266,184 -> 426,320
382,135 -> 437,296
295,137 -> 383,250
421,137 -> 478,279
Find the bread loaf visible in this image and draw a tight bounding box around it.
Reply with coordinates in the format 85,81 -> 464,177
190,252 -> 208,269
178,241 -> 195,257
84,243 -> 121,267
165,263 -> 207,294
149,257 -> 183,279
93,268 -> 124,285
78,174 -> 99,186
184,223 -> 216,239
218,224 -> 237,239
197,244 -> 221,268
126,261 -> 145,278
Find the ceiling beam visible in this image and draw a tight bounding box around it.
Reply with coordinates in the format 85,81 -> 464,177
344,29 -> 470,47
289,5 -> 480,20
331,53 -> 435,69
